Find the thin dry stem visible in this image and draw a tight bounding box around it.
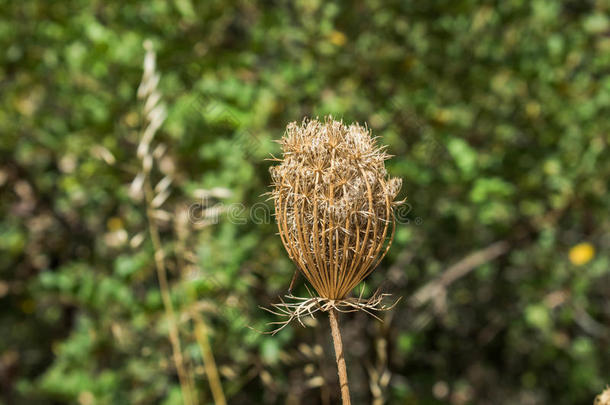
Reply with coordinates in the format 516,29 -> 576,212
138,40 -> 195,405
144,180 -> 195,405
328,309 -> 351,405
175,210 -> 227,405
194,317 -> 227,405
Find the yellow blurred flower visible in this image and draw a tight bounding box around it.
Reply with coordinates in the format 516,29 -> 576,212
525,101 -> 541,118
329,30 -> 347,46
569,242 -> 595,266
107,217 -> 124,231
434,108 -> 452,124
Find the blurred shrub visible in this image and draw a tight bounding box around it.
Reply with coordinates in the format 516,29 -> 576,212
1,0 -> 609,404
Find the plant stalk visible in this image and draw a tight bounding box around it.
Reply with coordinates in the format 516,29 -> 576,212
194,316 -> 227,405
328,309 -> 351,405
144,179 -> 195,405
176,215 -> 227,405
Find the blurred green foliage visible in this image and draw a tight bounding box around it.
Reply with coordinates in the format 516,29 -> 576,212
1,0 -> 609,404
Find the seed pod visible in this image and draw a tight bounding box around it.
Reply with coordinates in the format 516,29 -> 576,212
270,117 -> 402,299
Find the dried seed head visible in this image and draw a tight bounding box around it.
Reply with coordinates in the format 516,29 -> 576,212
270,117 -> 402,299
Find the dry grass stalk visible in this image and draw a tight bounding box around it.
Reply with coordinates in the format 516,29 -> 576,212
267,117 -> 403,405
175,208 -> 228,405
136,40 -> 195,405
194,318 -> 227,405
135,40 -> 227,405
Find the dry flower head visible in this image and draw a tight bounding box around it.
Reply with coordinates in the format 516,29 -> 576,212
270,117 -> 402,300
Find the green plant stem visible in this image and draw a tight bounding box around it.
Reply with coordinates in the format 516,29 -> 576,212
328,309 -> 351,405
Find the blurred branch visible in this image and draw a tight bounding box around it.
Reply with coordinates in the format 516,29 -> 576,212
572,304 -> 608,338
411,240 -> 510,308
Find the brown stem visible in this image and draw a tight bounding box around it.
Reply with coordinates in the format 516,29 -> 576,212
328,309 -> 351,405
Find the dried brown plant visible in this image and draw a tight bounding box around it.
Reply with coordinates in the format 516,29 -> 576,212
267,117 -> 402,405
270,117 -> 402,300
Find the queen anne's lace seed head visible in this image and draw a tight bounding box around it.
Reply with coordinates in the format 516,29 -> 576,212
270,117 -> 402,299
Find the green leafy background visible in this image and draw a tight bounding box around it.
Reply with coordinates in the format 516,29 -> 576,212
1,0 -> 609,404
